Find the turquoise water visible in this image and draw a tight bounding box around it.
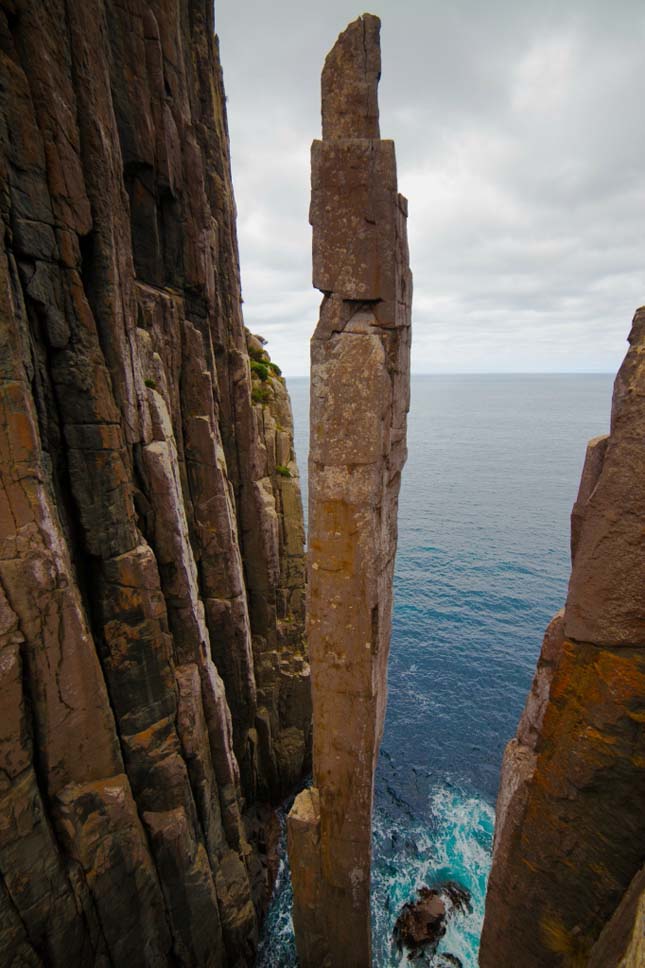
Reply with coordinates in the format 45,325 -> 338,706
259,373 -> 614,966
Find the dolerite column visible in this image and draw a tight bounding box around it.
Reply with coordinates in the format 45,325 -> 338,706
287,13 -> 411,967
479,306 -> 645,965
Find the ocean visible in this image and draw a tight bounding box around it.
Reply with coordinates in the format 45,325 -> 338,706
258,373 -> 615,967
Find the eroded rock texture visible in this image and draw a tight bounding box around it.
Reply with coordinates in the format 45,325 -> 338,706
480,308 -> 645,967
287,14 -> 411,967
0,2 -> 309,965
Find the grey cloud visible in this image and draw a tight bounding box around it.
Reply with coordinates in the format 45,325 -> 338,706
216,0 -> 645,375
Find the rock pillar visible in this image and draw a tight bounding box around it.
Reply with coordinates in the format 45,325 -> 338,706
480,307 -> 645,965
287,14 -> 412,967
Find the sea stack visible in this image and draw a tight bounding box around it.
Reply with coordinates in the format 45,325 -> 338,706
287,14 -> 412,968
480,308 -> 645,965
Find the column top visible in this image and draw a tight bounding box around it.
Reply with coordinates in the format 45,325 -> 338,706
321,13 -> 381,140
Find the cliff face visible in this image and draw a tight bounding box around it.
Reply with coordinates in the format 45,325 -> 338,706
288,15 -> 412,968
480,310 -> 645,966
0,2 -> 309,966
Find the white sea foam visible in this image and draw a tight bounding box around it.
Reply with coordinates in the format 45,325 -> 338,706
257,783 -> 494,967
372,784 -> 494,967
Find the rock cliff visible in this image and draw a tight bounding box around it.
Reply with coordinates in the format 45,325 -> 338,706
0,2 -> 309,965
287,14 -> 412,968
480,309 -> 645,966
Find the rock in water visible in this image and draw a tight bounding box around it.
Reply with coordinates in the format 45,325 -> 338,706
287,12 -> 412,968
394,889 -> 447,956
393,882 -> 472,960
0,2 -> 310,965
442,880 -> 473,915
437,955 -> 463,968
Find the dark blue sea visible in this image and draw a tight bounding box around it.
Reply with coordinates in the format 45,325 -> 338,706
258,373 -> 614,967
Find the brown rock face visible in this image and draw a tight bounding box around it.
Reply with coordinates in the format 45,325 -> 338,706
0,2 -> 309,965
287,14 -> 412,968
480,308 -> 645,966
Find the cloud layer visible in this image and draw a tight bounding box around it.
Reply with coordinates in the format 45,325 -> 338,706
216,0 -> 645,375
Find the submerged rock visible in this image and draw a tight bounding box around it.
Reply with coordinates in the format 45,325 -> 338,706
393,882 -> 472,960
394,889 -> 446,956
442,880 -> 473,915
435,955 -> 463,968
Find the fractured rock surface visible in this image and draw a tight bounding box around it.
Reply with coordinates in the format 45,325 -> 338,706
287,13 -> 412,967
480,308 -> 645,966
0,1 -> 309,965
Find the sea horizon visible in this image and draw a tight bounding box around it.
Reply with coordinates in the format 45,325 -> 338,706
283,369 -> 616,379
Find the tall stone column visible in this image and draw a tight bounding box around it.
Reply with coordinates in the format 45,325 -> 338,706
287,14 -> 412,967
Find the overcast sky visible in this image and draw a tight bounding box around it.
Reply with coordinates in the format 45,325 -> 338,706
216,1 -> 645,376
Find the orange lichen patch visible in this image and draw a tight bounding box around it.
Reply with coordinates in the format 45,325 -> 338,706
123,718 -> 179,764
540,913 -> 590,966
103,616 -> 169,656
310,499 -> 358,577
60,773 -> 130,800
540,642 -> 645,763
1,384 -> 39,467
105,547 -> 160,591
491,637 -> 645,958
102,580 -> 166,624
0,479 -> 35,539
595,649 -> 645,703
103,584 -> 146,614
124,720 -> 171,751
547,639 -> 582,702
583,726 -> 617,746
7,409 -> 37,464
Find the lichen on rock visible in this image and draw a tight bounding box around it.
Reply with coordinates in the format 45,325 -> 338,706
480,308 -> 645,966
0,2 -> 310,965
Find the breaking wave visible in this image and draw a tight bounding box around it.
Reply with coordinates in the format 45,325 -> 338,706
256,781 -> 494,968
